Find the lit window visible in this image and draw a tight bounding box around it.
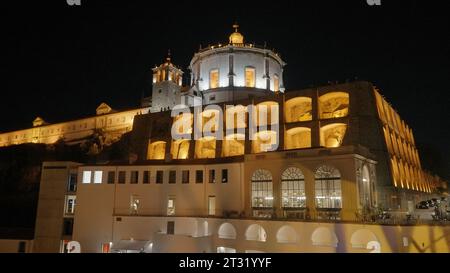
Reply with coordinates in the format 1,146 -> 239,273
147,141 -> 166,160
251,169 -> 273,208
93,171 -> 102,184
82,171 -> 92,184
245,67 -> 255,88
130,195 -> 140,215
65,195 -> 76,215
314,165 -> 342,209
319,92 -> 349,119
167,197 -> 175,216
320,123 -> 347,148
195,136 -> 216,159
273,75 -> 279,92
285,97 -> 312,122
171,139 -> 190,159
281,167 -> 306,208
285,127 -> 311,150
209,69 -> 219,89
222,134 -> 245,157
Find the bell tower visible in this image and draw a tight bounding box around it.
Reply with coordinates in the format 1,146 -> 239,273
147,51 -> 184,113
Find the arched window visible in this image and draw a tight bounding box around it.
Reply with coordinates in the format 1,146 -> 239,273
315,165 -> 342,209
225,105 -> 247,129
222,134 -> 245,157
195,136 -> 216,159
255,101 -> 278,126
252,130 -> 278,153
147,141 -> 166,160
319,92 -> 349,119
285,127 -> 311,149
171,139 -> 190,159
200,109 -> 220,133
273,74 -> 280,92
320,123 -> 347,148
281,167 -> 306,208
251,169 -> 273,208
284,97 -> 312,122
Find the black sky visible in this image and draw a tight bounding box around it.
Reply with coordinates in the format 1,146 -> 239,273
1,0 -> 449,179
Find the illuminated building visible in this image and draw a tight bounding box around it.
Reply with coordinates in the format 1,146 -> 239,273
8,25 -> 448,253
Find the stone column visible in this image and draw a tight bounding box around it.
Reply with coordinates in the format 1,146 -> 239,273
311,91 -> 321,147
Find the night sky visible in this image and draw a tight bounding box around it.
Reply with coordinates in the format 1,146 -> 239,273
1,1 -> 449,179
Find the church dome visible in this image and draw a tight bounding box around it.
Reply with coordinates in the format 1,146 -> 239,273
229,24 -> 244,44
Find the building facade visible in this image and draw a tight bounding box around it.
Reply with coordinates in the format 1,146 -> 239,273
0,103 -> 148,149
7,25 -> 448,253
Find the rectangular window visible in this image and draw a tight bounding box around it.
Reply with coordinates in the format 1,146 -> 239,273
107,171 -> 115,184
281,179 -> 306,208
169,170 -> 176,184
130,195 -> 140,215
143,171 -> 150,184
222,169 -> 228,183
156,170 -> 164,184
118,171 -> 126,184
65,195 -> 76,215
196,170 -> 204,184
82,171 -> 91,184
93,171 -> 103,184
209,69 -> 219,89
208,196 -> 216,216
209,169 -> 215,183
68,173 -> 77,191
245,67 -> 255,88
182,170 -> 190,184
130,171 -> 139,184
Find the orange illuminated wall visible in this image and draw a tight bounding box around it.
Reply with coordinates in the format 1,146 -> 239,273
374,90 -> 435,193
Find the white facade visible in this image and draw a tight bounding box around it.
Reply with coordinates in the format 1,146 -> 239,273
187,27 -> 286,105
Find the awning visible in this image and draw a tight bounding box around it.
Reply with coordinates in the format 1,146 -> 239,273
111,239 -> 150,251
